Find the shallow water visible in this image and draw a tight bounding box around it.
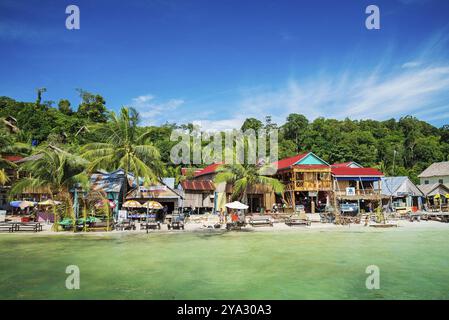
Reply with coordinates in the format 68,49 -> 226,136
1,227 -> 449,299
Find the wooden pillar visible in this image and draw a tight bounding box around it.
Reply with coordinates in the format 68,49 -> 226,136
291,169 -> 296,213
333,179 -> 339,224
311,195 -> 315,214
378,179 -> 382,213
292,191 -> 296,213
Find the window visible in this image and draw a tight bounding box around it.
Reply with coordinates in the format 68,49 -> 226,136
439,179 -> 444,184
424,180 -> 429,185
296,172 -> 304,181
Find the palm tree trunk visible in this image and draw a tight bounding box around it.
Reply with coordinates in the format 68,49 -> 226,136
82,200 -> 87,232
123,161 -> 130,210
63,190 -> 76,233
48,190 -> 58,232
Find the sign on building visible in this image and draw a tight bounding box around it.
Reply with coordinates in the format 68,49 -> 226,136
117,210 -> 127,222
346,187 -> 356,196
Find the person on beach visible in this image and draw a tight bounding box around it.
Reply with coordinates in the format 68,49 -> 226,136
231,210 -> 238,222
162,205 -> 168,222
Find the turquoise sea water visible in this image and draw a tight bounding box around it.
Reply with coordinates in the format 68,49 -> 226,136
1,227 -> 449,299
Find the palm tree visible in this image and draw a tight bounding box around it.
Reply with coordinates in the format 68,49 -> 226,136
214,163 -> 284,211
10,146 -> 88,231
81,107 -> 162,203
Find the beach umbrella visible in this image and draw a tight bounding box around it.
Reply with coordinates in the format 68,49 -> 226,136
19,200 -> 36,209
142,201 -> 163,223
225,201 -> 249,210
122,200 -> 142,208
142,201 -> 163,209
38,199 -> 62,206
9,200 -> 37,209
9,200 -> 23,208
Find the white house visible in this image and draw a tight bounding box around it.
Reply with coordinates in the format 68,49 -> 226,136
418,161 -> 449,188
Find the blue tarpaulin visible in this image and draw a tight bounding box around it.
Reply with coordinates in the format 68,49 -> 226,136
335,177 -> 381,181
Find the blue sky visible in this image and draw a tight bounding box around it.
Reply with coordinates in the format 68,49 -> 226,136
1,0 -> 449,129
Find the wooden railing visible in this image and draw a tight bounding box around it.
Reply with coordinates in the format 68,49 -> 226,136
334,189 -> 382,197
284,180 -> 332,191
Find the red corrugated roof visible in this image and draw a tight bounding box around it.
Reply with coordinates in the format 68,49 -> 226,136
2,155 -> 23,162
180,180 -> 215,191
181,167 -> 203,176
273,153 -> 309,170
331,167 -> 383,176
194,163 -> 223,177
331,162 -> 353,168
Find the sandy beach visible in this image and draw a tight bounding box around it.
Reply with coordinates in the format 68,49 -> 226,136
2,218 -> 447,237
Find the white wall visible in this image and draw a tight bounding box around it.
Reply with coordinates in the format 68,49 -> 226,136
420,176 -> 449,185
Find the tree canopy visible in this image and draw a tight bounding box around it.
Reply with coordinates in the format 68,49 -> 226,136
1,93 -> 448,184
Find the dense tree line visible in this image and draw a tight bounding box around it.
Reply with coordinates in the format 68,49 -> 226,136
1,91 -> 448,184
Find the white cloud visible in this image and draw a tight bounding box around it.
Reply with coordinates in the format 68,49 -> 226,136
169,60 -> 449,130
130,34 -> 449,129
192,117 -> 246,132
189,61 -> 449,129
190,32 -> 449,128
233,64 -> 449,124
402,61 -> 421,68
130,94 -> 184,125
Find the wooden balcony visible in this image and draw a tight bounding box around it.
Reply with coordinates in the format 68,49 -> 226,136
335,188 -> 382,200
285,180 -> 332,191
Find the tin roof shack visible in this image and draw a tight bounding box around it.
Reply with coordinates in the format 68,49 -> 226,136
375,176 -> 424,212
0,155 -> 24,211
188,163 -> 277,214
417,183 -> 449,212
273,152 -> 332,214
418,161 -> 449,186
331,164 -> 383,214
178,180 -> 215,214
88,169 -> 134,216
5,148 -> 68,208
126,178 -> 182,214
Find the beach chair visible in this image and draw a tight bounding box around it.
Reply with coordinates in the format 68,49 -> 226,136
285,214 -> 311,226
116,219 -> 136,231
167,213 -> 185,230
58,218 -> 74,230
0,223 -> 14,233
249,215 -> 273,227
15,222 -> 43,232
88,220 -> 115,232
202,214 -> 221,229
141,214 -> 161,232
225,213 -> 246,230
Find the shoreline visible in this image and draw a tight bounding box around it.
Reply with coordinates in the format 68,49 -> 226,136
1,219 -> 447,237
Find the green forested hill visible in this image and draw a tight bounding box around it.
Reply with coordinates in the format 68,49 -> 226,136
1,94 -> 448,184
